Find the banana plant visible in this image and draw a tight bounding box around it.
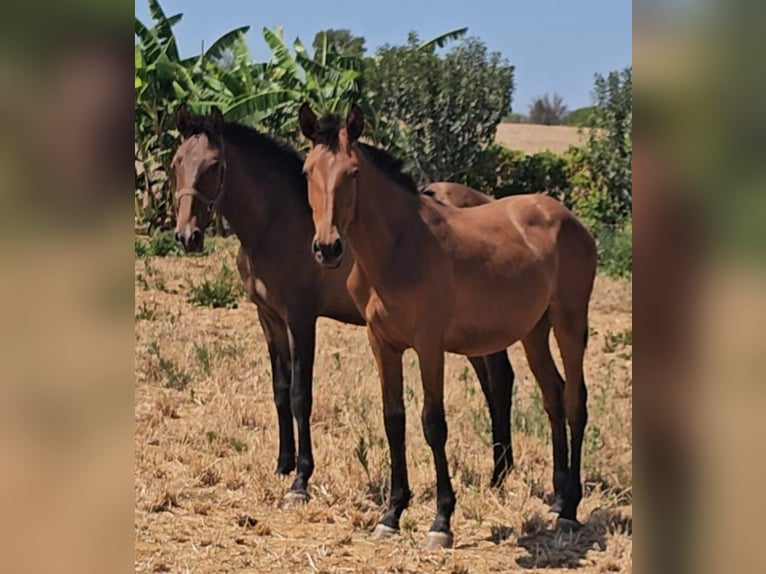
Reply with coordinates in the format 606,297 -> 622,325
135,0 -> 254,231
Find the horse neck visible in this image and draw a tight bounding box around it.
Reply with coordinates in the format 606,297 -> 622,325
218,142 -> 303,251
346,155 -> 420,284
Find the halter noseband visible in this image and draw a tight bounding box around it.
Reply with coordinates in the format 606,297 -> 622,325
174,160 -> 227,213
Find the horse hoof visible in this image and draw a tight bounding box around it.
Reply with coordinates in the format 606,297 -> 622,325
556,517 -> 582,532
280,490 -> 310,509
371,523 -> 398,540
425,530 -> 454,549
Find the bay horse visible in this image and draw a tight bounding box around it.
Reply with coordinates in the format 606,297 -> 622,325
170,105 -> 516,504
299,103 -> 598,547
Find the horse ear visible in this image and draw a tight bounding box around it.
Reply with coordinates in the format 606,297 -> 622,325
176,103 -> 192,137
346,103 -> 364,142
210,106 -> 224,137
299,102 -> 319,143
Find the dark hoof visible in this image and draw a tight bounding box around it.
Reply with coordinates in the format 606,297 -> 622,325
371,523 -> 398,540
280,489 -> 310,509
425,530 -> 454,549
556,517 -> 583,532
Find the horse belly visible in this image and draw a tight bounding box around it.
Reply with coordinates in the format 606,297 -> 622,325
444,271 -> 554,355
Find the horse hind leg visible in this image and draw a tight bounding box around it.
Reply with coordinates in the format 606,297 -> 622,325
549,301 -> 590,529
521,311 -> 568,513
468,352 -> 514,488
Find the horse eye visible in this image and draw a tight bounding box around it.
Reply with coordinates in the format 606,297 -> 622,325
350,169 -> 359,179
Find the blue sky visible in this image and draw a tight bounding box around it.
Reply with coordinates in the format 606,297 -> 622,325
136,0 -> 632,111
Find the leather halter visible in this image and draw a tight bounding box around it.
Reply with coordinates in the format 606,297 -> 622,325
174,160 -> 227,213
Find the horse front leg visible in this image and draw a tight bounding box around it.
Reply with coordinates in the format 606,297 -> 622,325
257,309 -> 295,475
282,315 -> 317,506
417,345 -> 455,549
366,328 -> 409,539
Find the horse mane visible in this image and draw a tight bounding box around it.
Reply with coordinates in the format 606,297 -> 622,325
315,112 -> 420,195
358,143 -> 420,195
181,113 -> 306,192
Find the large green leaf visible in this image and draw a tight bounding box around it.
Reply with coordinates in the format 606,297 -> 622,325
220,90 -> 302,122
204,26 -> 251,61
263,26 -> 300,83
135,18 -> 163,64
418,27 -> 468,51
147,0 -> 180,61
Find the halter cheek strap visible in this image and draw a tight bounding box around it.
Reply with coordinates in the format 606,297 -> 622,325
174,161 -> 227,213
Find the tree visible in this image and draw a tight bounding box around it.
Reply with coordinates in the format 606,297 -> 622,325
565,106 -> 596,127
366,33 -> 514,184
528,93 -> 569,125
312,29 -> 366,58
585,67 -> 632,223
135,0 -> 252,231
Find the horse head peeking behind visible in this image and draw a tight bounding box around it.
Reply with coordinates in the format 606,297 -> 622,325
171,104 -> 227,253
298,102 -> 365,268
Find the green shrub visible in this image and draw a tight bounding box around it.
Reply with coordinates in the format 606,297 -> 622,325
468,145 -> 571,202
565,106 -> 596,127
187,264 -> 241,309
585,67 -> 632,224
594,222 -> 632,278
367,34 -> 513,184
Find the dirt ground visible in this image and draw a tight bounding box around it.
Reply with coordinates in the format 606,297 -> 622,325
135,238 -> 632,573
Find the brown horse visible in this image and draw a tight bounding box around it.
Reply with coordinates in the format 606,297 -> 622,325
170,105 -> 517,503
299,103 -> 598,547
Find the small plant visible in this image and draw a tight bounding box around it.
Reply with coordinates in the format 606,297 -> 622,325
195,343 -> 212,375
584,423 -> 604,458
135,237 -> 149,258
467,405 -> 492,447
602,329 -> 633,354
135,301 -> 157,321
512,387 -> 548,441
135,272 -> 150,291
215,342 -> 245,359
187,264 -> 241,309
148,341 -> 191,390
354,435 -> 370,479
147,230 -> 182,257
227,437 -> 248,454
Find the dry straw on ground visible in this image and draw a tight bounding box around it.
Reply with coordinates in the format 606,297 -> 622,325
135,238 -> 632,573
494,123 -> 588,155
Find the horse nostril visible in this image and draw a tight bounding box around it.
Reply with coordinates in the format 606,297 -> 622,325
191,229 -> 201,243
331,238 -> 343,257
175,232 -> 182,244
312,239 -> 321,253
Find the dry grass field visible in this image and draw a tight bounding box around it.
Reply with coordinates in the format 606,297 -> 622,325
135,237 -> 632,573
494,123 -> 588,155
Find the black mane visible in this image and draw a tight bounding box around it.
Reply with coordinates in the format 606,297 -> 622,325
182,114 -> 306,186
358,143 -> 419,194
315,112 -> 419,194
